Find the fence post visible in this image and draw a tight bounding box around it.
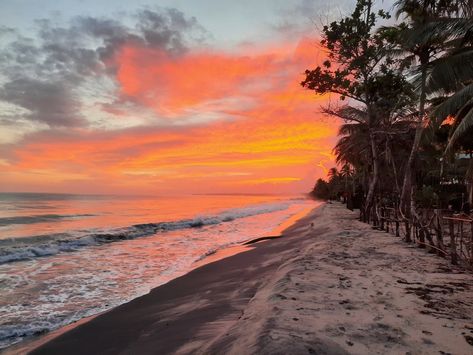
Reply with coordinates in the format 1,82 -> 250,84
449,219 -> 457,265
470,221 -> 473,265
386,211 -> 390,233
405,221 -> 411,242
435,209 -> 445,256
380,207 -> 384,230
418,220 -> 425,249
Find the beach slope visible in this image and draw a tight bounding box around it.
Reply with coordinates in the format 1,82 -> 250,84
31,203 -> 473,354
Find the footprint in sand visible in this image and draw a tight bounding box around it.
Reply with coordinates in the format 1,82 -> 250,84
340,280 -> 352,288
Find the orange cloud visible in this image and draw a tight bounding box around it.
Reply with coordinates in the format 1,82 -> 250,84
116,45 -> 276,116
2,37 -> 338,194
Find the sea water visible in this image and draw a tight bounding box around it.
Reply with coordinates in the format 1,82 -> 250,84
0,193 -> 317,349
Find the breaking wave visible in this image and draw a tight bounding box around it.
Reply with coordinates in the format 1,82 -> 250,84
0,202 -> 290,264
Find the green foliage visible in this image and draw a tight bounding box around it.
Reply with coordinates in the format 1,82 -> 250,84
415,185 -> 439,207
304,0 -> 473,211
310,178 -> 331,200
428,13 -> 473,151
310,168 -> 346,201
301,0 -> 397,106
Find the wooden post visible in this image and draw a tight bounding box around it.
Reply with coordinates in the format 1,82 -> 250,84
405,221 -> 411,242
385,210 -> 389,232
380,208 -> 384,231
470,221 -> 473,265
449,219 -> 457,265
418,223 -> 425,249
435,209 -> 445,256
423,225 -> 434,252
395,202 -> 400,237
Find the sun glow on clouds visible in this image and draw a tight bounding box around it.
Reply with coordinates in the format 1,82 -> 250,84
116,46 -> 275,116
1,37 -> 337,194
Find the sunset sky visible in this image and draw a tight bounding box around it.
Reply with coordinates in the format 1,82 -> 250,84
0,0 -> 393,195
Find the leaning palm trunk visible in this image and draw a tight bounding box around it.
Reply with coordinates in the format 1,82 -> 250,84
364,130 -> 380,223
400,54 -> 429,236
387,140 -> 401,194
401,124 -> 423,207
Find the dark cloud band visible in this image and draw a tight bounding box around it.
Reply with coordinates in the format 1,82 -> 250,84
0,7 -> 207,128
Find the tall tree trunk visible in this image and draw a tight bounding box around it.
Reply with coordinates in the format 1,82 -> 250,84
361,0 -> 375,222
391,154 -> 400,195
467,153 -> 473,207
364,129 -> 380,221
388,140 -> 400,194
400,53 -> 429,215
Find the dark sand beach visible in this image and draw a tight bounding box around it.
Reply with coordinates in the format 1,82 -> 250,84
26,203 -> 473,354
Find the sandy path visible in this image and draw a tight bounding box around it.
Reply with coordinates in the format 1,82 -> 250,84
206,203 -> 473,355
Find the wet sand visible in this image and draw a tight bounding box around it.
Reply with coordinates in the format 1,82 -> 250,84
28,203 -> 473,354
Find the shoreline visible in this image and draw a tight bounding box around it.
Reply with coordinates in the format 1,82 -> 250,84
3,204 -> 316,354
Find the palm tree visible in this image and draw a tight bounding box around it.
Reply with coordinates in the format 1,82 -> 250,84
334,118 -> 371,188
426,3 -> 473,205
332,99 -> 415,221
327,167 -> 339,182
429,8 -> 473,150
340,163 -> 354,193
388,0 -> 453,216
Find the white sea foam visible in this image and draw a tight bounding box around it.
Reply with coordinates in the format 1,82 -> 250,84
0,202 -> 290,264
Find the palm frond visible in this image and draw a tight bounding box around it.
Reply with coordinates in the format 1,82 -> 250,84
402,23 -> 447,48
412,17 -> 473,44
427,48 -> 473,94
322,105 -> 368,124
338,123 -> 365,136
337,105 -> 368,121
446,107 -> 473,152
433,83 -> 473,122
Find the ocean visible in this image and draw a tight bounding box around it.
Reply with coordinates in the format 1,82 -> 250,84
0,192 -> 317,349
